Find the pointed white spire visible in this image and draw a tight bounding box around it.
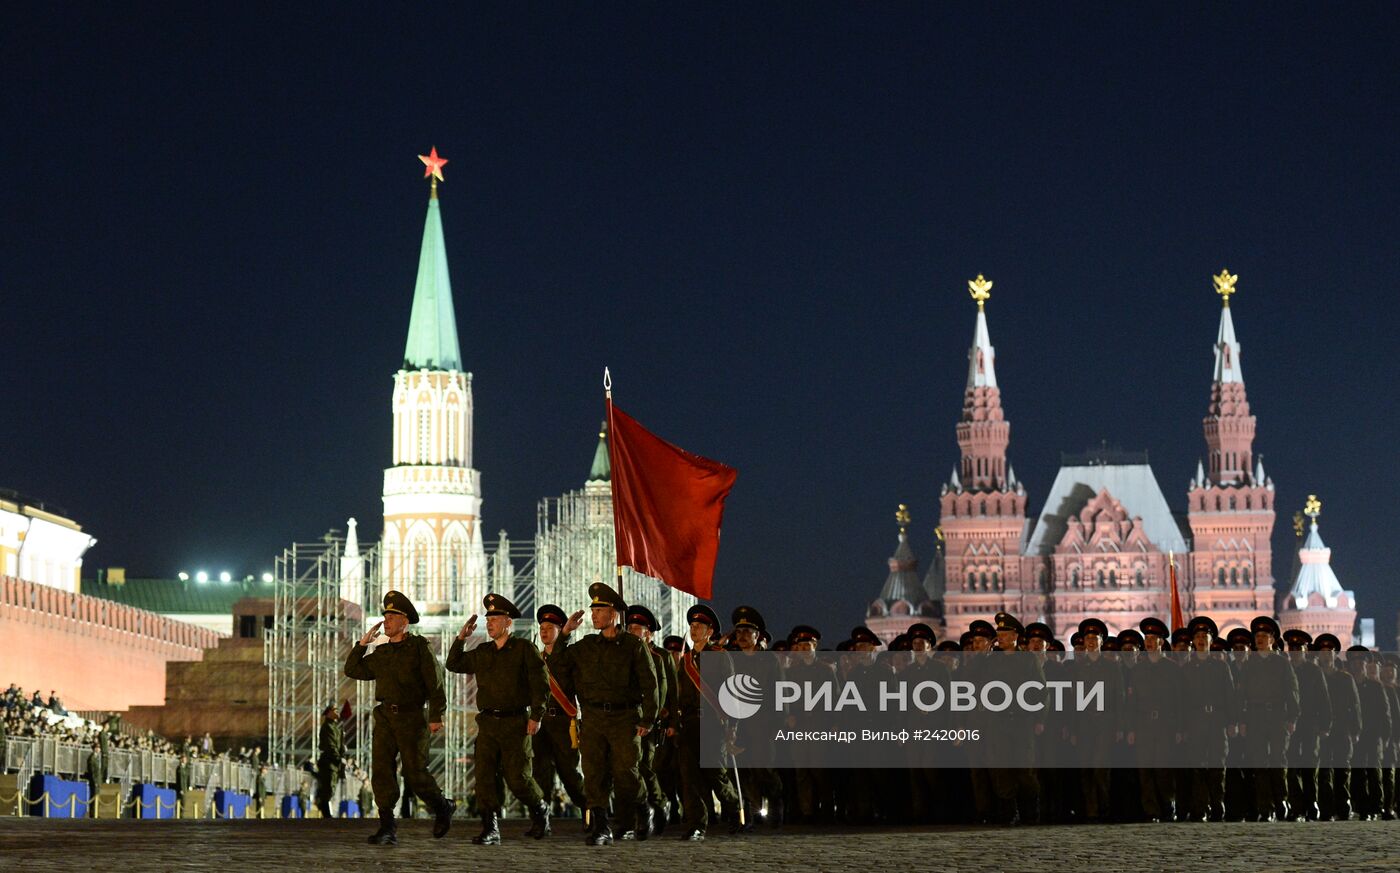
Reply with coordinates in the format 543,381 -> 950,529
950,466 -> 962,491
345,517 -> 360,558
1212,301 -> 1244,384
1254,455 -> 1265,485
1195,459 -> 1205,487
1007,465 -> 1018,488
966,307 -> 999,389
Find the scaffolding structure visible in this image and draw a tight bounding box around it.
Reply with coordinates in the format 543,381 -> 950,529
533,485 -> 695,640
266,533 -> 535,802
265,540 -> 372,773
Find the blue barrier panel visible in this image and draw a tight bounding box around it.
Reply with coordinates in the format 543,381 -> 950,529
132,784 -> 177,819
281,795 -> 303,819
29,775 -> 90,819
338,800 -> 361,818
213,790 -> 251,819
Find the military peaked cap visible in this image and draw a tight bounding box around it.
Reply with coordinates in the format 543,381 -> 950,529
381,590 -> 420,624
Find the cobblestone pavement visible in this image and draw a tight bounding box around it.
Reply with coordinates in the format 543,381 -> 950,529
2,817 -> 1398,871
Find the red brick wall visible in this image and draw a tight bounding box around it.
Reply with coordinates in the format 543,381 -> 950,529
0,575 -> 220,711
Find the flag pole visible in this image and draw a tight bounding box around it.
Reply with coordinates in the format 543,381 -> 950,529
605,367 -> 624,601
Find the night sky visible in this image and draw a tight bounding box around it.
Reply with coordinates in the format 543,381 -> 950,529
5,5 -> 1398,644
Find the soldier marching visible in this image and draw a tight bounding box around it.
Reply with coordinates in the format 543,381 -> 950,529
345,588 -> 1395,842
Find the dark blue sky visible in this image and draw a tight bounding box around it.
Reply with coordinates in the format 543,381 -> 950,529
5,4 -> 1398,643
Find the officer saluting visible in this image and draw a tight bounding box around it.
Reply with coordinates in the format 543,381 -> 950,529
344,590 -> 455,846
550,581 -> 659,845
446,593 -> 552,844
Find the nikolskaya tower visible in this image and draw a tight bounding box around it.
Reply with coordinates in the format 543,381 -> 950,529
379,148 -> 490,622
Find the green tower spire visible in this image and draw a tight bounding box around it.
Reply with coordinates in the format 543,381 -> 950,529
587,420 -> 611,483
402,189 -> 463,371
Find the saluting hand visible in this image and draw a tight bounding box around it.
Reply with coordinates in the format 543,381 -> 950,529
458,614 -> 478,641
564,610 -> 585,634
636,725 -> 651,738
429,722 -> 443,734
527,720 -> 540,736
359,621 -> 383,647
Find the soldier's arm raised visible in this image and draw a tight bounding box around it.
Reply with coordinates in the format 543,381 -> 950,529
445,636 -> 478,675
344,628 -> 379,680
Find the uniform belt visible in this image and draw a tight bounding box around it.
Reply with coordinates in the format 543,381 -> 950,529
1147,710 -> 1160,720
584,700 -> 636,713
544,707 -> 567,718
379,701 -> 417,714
480,708 -> 527,718
1201,705 -> 1215,713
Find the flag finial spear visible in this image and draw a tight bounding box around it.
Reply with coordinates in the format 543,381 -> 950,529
968,274 -> 993,311
1213,268 -> 1238,307
418,146 -> 448,199
603,366 -> 612,400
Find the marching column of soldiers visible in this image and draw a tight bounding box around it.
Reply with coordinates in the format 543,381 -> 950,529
346,587 -> 1400,845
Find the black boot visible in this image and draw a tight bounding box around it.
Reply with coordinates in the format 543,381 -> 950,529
586,808 -> 613,846
472,811 -> 501,845
653,800 -> 670,835
768,797 -> 785,830
678,826 -> 705,841
432,797 -> 456,838
368,812 -> 398,846
635,803 -> 653,841
524,802 -> 551,839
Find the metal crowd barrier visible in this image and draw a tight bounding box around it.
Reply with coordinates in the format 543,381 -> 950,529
1,736 -> 367,818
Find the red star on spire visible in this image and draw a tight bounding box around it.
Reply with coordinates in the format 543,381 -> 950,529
418,146 -> 448,182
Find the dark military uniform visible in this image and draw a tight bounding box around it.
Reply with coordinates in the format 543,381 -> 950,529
674,604 -> 740,840
316,709 -> 346,818
986,612 -> 1043,825
1283,628 -> 1331,820
532,604 -> 587,817
1182,617 -> 1236,821
1238,616 -> 1300,820
1318,635 -> 1361,820
343,590 -> 454,844
1072,618 -> 1124,822
625,604 -> 679,831
1350,648 -> 1392,818
784,625 -> 837,823
1132,618 -> 1181,822
446,593 -> 551,842
550,582 -> 659,845
729,605 -> 786,830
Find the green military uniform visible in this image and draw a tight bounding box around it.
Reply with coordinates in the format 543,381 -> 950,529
1133,618 -> 1182,822
254,767 -> 269,819
1317,634 -> 1360,819
1072,618 -> 1125,823
344,590 -> 454,845
674,604 -> 740,840
316,708 -> 346,819
1183,617 -> 1237,821
987,612 -> 1043,825
85,744 -> 102,816
785,625 -> 838,824
532,604 -> 587,816
1283,628 -> 1330,820
1350,647 -> 1391,818
626,603 -> 678,832
1238,616 -> 1299,820
445,592 -> 551,843
551,582 -> 658,845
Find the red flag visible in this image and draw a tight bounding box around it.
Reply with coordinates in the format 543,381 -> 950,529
608,402 -> 737,600
1169,553 -> 1185,632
